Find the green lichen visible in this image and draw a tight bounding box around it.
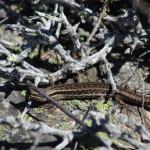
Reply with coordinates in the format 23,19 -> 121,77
95,100 -> 112,114
47,113 -> 55,120
59,121 -> 73,130
20,90 -> 27,97
85,120 -> 92,127
60,100 -> 89,111
17,113 -> 33,122
0,125 -> 10,140
96,131 -> 109,140
7,54 -> 18,63
29,48 -> 39,58
34,107 -> 46,113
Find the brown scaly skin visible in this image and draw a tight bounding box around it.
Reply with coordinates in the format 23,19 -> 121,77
30,82 -> 150,106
